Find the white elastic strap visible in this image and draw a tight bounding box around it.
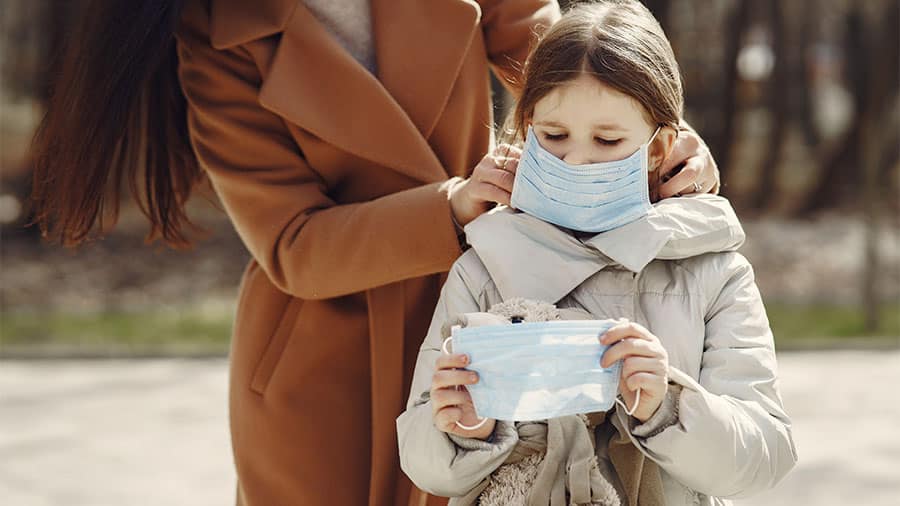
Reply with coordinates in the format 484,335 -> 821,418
441,335 -> 489,431
617,388 -> 641,417
455,416 -> 489,431
441,336 -> 453,355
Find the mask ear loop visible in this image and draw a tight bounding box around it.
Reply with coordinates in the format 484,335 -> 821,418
441,335 -> 489,431
616,387 -> 641,417
607,327 -> 642,417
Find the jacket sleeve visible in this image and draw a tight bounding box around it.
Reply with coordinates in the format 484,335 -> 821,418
397,253 -> 519,497
477,0 -> 561,94
616,252 -> 798,498
175,6 -> 461,300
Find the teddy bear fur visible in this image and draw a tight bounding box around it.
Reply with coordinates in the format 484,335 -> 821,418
473,298 -> 621,506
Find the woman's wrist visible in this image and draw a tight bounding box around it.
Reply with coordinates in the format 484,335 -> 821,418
447,178 -> 478,228
441,177 -> 470,249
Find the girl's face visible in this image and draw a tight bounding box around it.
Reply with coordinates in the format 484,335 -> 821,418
529,73 -> 670,168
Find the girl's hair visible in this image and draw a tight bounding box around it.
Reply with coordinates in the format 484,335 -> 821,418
29,0 -> 200,248
505,0 -> 684,142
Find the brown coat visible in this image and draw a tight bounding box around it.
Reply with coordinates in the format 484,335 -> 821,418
174,0 -> 560,504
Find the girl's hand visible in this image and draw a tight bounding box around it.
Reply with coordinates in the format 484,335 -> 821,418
449,144 -> 521,227
657,126 -> 720,199
431,353 -> 496,440
600,320 -> 669,422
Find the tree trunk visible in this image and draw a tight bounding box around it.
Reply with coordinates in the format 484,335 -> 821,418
751,0 -> 788,211
860,0 -> 900,332
798,8 -> 866,214
712,0 -> 752,191
797,0 -> 820,147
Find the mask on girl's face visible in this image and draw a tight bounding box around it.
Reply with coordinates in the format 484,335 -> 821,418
511,126 -> 661,233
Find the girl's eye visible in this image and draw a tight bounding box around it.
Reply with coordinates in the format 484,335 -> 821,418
543,133 -> 568,141
595,137 -> 622,146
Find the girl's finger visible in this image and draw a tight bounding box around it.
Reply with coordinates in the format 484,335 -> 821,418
435,406 -> 463,431
621,356 -> 666,378
601,338 -> 663,368
435,353 -> 469,370
431,388 -> 472,410
431,369 -> 479,390
624,371 -> 666,392
601,321 -> 656,345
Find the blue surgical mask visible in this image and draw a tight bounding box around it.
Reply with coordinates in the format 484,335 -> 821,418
444,320 -> 624,422
510,126 -> 661,233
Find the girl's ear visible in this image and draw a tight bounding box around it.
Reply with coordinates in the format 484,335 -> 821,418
647,126 -> 677,172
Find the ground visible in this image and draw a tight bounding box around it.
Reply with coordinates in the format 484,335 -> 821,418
1,350 -> 898,505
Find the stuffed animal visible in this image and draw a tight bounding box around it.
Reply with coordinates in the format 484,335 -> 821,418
445,298 -> 621,506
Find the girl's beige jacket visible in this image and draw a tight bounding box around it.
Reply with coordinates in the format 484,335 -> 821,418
398,196 -> 798,506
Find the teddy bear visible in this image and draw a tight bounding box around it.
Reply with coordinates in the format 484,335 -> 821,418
442,298 -> 622,506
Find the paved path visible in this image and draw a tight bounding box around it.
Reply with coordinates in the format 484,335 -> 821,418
0,359 -> 234,506
1,351 -> 898,505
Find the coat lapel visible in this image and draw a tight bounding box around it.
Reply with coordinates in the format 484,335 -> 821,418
210,0 -> 481,184
209,0 -> 297,48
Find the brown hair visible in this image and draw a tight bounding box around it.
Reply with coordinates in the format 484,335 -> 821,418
505,0 -> 684,142
28,0 -> 201,248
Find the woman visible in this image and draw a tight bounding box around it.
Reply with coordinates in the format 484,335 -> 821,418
29,0 -> 721,504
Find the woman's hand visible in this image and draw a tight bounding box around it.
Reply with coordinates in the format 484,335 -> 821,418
657,125 -> 720,199
431,353 -> 496,440
449,144 -> 521,227
600,320 -> 669,422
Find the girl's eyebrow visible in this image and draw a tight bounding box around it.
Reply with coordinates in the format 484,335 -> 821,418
534,120 -> 567,128
593,123 -> 626,131
535,120 -> 626,131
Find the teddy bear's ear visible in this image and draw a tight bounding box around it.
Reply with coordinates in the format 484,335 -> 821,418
441,312 -> 512,338
488,298 -> 560,322
440,314 -> 467,339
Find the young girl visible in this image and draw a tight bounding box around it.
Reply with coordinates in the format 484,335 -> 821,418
397,2 -> 797,505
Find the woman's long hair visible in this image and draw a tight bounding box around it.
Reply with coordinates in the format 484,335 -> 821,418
29,0 -> 200,248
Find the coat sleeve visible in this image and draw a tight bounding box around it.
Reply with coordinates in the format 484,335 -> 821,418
397,252 -> 519,498
476,0 -> 561,94
616,252 -> 798,498
175,6 -> 462,300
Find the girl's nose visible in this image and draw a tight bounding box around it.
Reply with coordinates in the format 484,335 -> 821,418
562,150 -> 591,165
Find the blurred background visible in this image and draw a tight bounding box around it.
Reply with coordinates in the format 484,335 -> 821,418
1,0 -> 898,505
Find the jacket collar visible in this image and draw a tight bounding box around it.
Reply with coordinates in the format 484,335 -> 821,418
209,0 -> 480,184
464,195 -> 746,303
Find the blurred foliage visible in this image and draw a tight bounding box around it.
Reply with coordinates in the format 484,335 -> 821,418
2,0 -> 897,217
0,308 -> 233,355
2,301 -> 897,356
766,302 -> 900,346
1,0 -> 898,351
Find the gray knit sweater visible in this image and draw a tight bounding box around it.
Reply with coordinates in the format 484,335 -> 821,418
304,0 -> 377,73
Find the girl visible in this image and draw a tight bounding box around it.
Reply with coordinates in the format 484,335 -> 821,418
397,1 -> 797,505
